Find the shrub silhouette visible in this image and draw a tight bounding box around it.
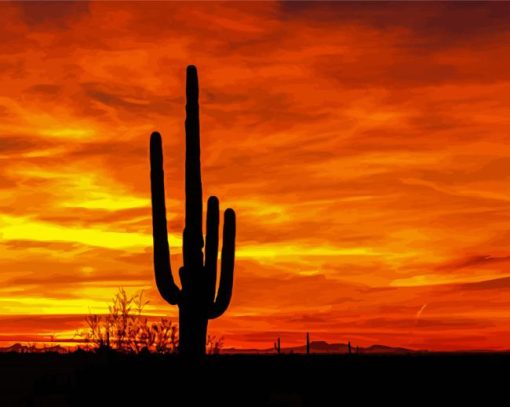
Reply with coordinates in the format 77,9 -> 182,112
81,288 -> 178,353
206,335 -> 224,355
150,65 -> 236,356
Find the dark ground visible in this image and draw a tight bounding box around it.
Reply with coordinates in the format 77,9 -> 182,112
0,352 -> 508,406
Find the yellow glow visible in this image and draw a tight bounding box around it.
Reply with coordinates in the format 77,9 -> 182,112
11,167 -> 155,211
0,296 -> 108,314
41,127 -> 95,139
390,273 -> 508,287
81,266 -> 95,274
237,244 -> 381,259
63,197 -> 150,210
235,199 -> 290,223
0,215 -> 181,250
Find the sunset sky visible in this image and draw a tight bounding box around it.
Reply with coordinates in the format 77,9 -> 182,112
1,1 -> 510,351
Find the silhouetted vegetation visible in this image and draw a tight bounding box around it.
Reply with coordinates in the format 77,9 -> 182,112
150,65 -> 236,356
206,335 -> 224,355
274,337 -> 281,354
80,288 -> 178,354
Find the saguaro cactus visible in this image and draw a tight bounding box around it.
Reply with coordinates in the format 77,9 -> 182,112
274,337 -> 281,354
306,332 -> 310,355
149,65 -> 236,356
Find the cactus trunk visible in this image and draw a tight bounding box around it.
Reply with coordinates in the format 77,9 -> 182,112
179,306 -> 208,355
150,66 -> 236,357
274,337 -> 281,354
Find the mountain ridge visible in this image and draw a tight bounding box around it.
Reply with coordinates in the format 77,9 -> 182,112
222,340 -> 414,354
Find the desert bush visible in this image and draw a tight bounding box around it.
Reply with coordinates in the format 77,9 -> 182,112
80,288 -> 178,353
206,335 -> 224,355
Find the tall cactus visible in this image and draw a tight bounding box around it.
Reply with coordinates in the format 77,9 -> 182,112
149,65 -> 236,356
274,337 -> 281,354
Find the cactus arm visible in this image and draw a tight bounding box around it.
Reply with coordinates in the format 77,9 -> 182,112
184,65 -> 204,271
208,208 -> 236,319
204,196 -> 219,306
150,131 -> 181,305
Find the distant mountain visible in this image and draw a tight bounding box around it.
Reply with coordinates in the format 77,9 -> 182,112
0,343 -> 68,354
287,340 -> 351,354
223,341 -> 413,355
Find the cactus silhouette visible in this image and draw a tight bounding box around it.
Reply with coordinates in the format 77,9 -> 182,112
306,332 -> 310,355
274,337 -> 281,354
150,65 -> 236,356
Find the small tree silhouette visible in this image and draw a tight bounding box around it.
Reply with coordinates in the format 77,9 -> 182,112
206,335 -> 224,355
81,288 -> 178,353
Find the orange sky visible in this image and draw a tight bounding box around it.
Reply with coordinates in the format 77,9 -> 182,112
1,1 -> 510,351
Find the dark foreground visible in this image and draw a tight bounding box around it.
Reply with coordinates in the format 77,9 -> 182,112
1,352 -> 509,406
